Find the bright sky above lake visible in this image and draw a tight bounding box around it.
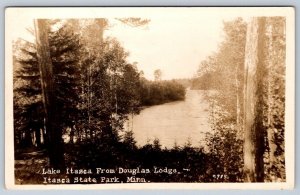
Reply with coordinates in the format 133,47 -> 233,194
8,7 -> 287,80
106,16 -> 228,80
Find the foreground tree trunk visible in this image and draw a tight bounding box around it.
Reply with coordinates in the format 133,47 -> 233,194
34,19 -> 64,169
243,17 -> 266,182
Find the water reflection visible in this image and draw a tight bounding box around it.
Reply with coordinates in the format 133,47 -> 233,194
124,90 -> 211,148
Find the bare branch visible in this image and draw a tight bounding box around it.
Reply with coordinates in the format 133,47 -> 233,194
115,17 -> 150,28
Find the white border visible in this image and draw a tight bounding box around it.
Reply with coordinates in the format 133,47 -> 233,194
5,7 -> 295,190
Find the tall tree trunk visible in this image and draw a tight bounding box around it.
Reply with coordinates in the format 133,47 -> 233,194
243,17 -> 266,182
23,130 -> 32,147
34,126 -> 41,147
265,21 -> 277,176
34,19 -> 64,169
85,19 -> 105,141
235,65 -> 242,139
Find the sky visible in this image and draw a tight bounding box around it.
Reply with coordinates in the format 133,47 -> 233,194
8,8 -> 246,80
105,16 -> 229,80
10,17 -> 231,80
8,7 -> 288,80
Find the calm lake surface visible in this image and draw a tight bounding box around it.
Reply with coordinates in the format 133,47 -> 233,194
124,89 -> 212,148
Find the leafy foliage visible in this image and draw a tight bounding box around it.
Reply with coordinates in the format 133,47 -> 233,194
13,20 -> 82,148
262,17 -> 286,182
194,18 -> 247,182
196,17 -> 286,182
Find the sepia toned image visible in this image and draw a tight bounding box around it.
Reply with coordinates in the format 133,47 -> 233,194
5,7 -> 295,189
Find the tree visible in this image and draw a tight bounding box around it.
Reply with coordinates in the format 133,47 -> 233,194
243,17 -> 266,182
200,18 -> 247,182
71,18 -> 149,142
198,17 -> 286,182
153,138 -> 161,150
14,19 -> 82,167
200,17 -> 286,182
123,130 -> 137,150
154,69 -> 162,81
263,17 -> 286,182
34,19 -> 64,168
13,39 -> 45,148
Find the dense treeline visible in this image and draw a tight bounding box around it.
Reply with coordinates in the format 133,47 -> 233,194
139,79 -> 186,106
172,78 -> 192,89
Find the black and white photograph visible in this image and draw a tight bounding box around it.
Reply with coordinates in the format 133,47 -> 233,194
5,7 -> 295,189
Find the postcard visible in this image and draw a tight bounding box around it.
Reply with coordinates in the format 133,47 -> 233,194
5,7 -> 295,189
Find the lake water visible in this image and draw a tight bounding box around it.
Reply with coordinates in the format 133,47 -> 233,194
124,90 -> 212,148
